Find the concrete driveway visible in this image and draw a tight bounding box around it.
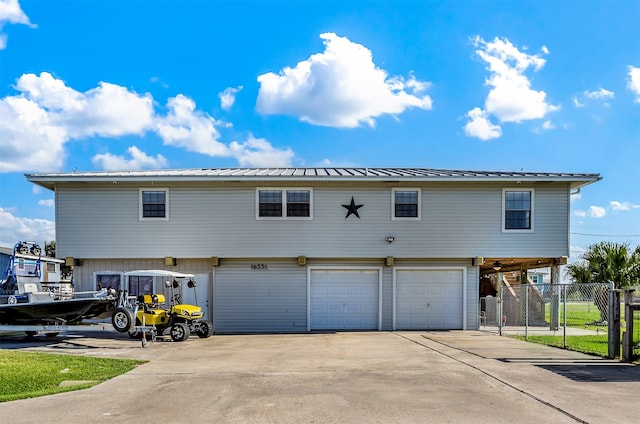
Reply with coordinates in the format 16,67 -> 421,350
1,331 -> 639,423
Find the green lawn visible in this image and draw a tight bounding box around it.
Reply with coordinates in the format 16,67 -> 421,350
513,334 -> 610,357
0,351 -> 146,402
523,301 -> 640,359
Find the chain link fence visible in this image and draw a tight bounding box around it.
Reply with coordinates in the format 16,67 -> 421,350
480,282 -> 613,356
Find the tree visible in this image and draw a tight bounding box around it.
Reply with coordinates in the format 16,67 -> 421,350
44,240 -> 56,258
566,241 -> 639,289
565,242 -> 640,323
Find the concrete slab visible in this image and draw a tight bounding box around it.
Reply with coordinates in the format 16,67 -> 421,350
0,330 -> 638,423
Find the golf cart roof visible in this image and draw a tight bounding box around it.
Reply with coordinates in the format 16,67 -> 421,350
123,270 -> 195,279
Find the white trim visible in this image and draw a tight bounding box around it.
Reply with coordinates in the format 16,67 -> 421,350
392,266 -> 467,330
139,187 -> 169,221
93,271 -> 124,291
307,266 -> 383,331
255,187 -> 313,220
391,188 -> 421,221
502,188 -> 535,233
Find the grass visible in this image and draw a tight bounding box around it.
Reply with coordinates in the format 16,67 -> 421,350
513,334 -> 610,357
518,302 -> 640,360
0,351 -> 146,402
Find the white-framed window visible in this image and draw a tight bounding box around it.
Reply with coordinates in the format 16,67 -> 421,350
139,188 -> 169,221
46,262 -> 56,272
256,188 -> 313,220
502,188 -> 534,232
94,272 -> 123,291
392,188 -> 421,221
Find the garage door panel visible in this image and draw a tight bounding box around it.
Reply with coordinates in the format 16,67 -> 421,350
310,269 -> 379,330
396,269 -> 463,330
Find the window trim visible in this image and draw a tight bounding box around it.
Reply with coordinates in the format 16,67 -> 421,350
256,188 -> 313,220
93,271 -> 124,291
139,188 -> 169,221
391,188 -> 421,221
502,188 -> 535,233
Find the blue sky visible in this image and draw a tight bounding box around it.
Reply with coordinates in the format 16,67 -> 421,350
0,0 -> 639,260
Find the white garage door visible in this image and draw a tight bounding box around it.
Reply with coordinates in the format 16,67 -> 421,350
395,269 -> 464,330
310,269 -> 380,330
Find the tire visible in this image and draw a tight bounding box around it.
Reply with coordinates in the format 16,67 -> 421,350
197,320 -> 213,338
170,322 -> 190,342
112,307 -> 135,333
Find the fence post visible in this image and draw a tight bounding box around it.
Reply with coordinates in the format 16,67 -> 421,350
608,287 -> 620,359
562,284 -> 567,348
622,289 -> 634,362
498,280 -> 503,336
525,283 -> 529,341
550,265 -> 560,331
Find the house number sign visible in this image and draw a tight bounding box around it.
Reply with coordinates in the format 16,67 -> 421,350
250,263 -> 268,270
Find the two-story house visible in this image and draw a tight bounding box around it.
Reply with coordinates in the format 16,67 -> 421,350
26,167 -> 600,333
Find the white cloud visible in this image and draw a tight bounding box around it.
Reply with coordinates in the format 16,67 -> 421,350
256,32 -> 432,128
38,199 -> 54,207
156,94 -> 230,157
584,88 -> 614,100
16,72 -> 155,138
0,207 -> 55,247
0,72 -> 297,173
31,185 -> 41,194
0,0 -> 36,49
542,120 -> 554,130
229,134 -> 294,167
628,66 -> 640,103
573,97 -> 584,108
463,107 -> 502,140
0,72 -> 155,172
570,192 -> 582,202
219,86 -> 243,110
92,146 -> 168,171
610,200 -> 640,211
467,36 -> 559,134
574,206 -> 606,218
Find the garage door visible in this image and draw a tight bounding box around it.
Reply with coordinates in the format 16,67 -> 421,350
310,269 -> 380,330
395,269 -> 463,330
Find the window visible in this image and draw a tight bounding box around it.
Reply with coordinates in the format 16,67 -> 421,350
94,273 -> 122,291
46,262 -> 56,272
139,188 -> 169,220
128,275 -> 153,296
257,188 -> 312,219
392,188 -> 421,220
503,189 -> 534,232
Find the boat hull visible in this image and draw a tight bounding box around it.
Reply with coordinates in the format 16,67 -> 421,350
0,297 -> 116,325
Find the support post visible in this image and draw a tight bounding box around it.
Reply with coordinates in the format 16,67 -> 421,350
622,289 -> 634,362
608,288 -> 621,359
498,273 -> 503,336
550,265 -> 560,331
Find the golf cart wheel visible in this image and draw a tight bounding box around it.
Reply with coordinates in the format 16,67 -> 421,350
170,322 -> 190,342
197,320 -> 213,338
112,307 -> 135,333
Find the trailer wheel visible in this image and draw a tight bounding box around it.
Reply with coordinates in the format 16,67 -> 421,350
170,322 -> 190,342
112,307 -> 134,333
197,320 -> 213,338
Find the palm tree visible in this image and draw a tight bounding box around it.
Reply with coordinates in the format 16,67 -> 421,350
565,242 -> 640,322
567,241 -> 638,289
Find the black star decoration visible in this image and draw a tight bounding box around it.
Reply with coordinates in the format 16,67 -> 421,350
342,197 -> 363,219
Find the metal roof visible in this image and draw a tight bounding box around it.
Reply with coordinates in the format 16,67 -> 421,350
26,167 -> 601,190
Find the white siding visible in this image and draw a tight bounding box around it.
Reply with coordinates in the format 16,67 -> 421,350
55,182 -> 571,260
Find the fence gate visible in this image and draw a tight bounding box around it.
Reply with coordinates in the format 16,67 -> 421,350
480,283 -> 613,356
